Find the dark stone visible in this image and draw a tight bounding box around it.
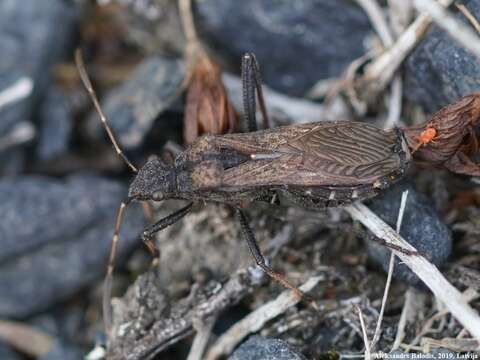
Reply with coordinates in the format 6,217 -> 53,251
30,304 -> 85,345
366,181 -> 452,286
229,336 -> 307,360
194,0 -> 372,96
0,0 -> 79,134
39,340 -> 83,360
37,86 -> 73,161
0,0 -> 79,172
0,175 -> 145,318
0,175 -> 127,261
0,342 -> 21,360
87,56 -> 185,150
405,0 -> 480,113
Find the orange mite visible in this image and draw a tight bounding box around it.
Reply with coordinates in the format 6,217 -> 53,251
412,127 -> 437,153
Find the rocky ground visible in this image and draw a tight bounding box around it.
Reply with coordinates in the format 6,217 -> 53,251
0,0 -> 480,359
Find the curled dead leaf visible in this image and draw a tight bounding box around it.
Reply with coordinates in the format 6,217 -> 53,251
403,93 -> 480,176
183,54 -> 238,144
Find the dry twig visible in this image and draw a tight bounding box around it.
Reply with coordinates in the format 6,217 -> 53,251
0,319 -> 54,358
413,0 -> 480,59
187,315 -> 218,360
108,269 -> 262,360
205,275 -> 323,360
352,0 -> 403,126
345,202 -> 480,340
0,121 -> 35,152
0,77 -> 33,109
392,288 -> 427,350
359,0 -> 455,101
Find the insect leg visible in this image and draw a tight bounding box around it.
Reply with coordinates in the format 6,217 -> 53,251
141,202 -> 194,247
369,235 -> 420,256
241,53 -> 270,131
75,49 -> 138,173
235,209 -> 305,299
104,199 -> 129,334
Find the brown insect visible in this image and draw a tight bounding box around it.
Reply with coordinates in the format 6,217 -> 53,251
75,51 -> 410,333
404,93 -> 480,176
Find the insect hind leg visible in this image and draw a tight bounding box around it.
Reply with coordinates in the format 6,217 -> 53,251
235,208 -> 314,303
241,53 -> 270,131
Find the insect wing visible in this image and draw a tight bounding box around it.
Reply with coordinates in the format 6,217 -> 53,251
221,122 -> 408,188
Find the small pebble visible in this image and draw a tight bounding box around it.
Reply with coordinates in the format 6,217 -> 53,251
366,181 -> 452,286
229,336 -> 307,360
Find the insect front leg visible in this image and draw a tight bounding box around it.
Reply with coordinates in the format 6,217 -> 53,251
235,208 -> 306,300
141,202 -> 194,251
241,53 -> 270,131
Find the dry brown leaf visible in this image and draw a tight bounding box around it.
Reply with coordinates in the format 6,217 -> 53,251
403,93 -> 480,176
183,54 -> 238,145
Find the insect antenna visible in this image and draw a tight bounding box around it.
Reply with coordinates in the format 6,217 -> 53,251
74,49 -> 138,173
103,198 -> 131,333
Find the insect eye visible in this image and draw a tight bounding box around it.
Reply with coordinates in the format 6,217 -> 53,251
152,191 -> 164,201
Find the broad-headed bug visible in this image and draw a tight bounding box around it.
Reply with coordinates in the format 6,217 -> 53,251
75,50 -> 410,334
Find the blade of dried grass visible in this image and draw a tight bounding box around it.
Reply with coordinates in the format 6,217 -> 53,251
370,190 -> 409,350
355,304 -> 372,360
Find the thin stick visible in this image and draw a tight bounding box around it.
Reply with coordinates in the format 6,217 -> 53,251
0,77 -> 33,109
353,0 -> 403,127
178,0 -> 202,61
355,304 -> 371,360
345,202 -> 480,340
205,275 -> 322,360
187,316 -> 217,360
354,0 -> 394,45
392,288 -> 424,350
370,190 -> 409,350
456,3 -> 480,34
75,49 -> 138,173
0,319 -> 54,358
104,200 -> 129,335
0,121 -> 35,152
361,0 -> 454,98
413,0 -> 480,59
